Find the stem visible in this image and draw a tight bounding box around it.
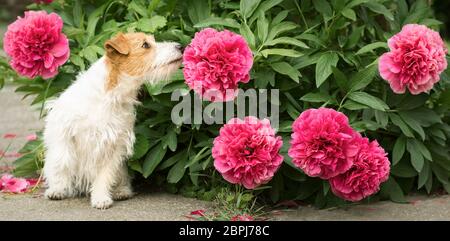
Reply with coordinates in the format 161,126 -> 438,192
294,0 -> 308,29
39,78 -> 53,119
337,92 -> 350,112
0,141 -> 13,162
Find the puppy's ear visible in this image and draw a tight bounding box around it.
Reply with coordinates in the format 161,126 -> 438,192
105,33 -> 130,59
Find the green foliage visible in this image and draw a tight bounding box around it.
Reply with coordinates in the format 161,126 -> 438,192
4,0 -> 450,207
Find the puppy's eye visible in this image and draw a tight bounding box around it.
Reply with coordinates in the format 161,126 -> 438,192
142,42 -> 150,49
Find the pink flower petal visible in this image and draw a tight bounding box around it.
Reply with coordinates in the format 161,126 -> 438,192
26,133 -> 38,141
379,24 -> 447,95
212,117 -> 283,189
3,11 -> 69,79
3,133 -> 17,139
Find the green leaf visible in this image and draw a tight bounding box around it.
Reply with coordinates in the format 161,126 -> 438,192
240,22 -> 255,49
403,0 -> 429,24
73,0 -> 83,28
332,66 -> 348,90
346,26 -> 364,48
70,55 -> 85,70
342,99 -> 369,110
389,114 -> 414,137
315,52 -> 339,87
167,156 -> 189,183
398,112 -> 425,140
349,63 -> 377,91
137,16 -> 167,33
185,146 -> 210,168
187,0 -> 210,24
249,0 -> 283,24
341,8 -> 356,21
297,33 -> 326,47
313,0 -> 332,17
418,161 -> 430,189
142,143 -> 167,178
431,163 -> 449,184
348,92 -> 389,111
363,2 -> 394,21
380,178 -> 408,203
240,0 -> 261,19
267,22 -> 298,41
345,0 -> 370,9
158,150 -> 188,171
257,11 -> 269,43
194,17 -> 240,29
355,42 -> 388,55
374,110 -> 389,127
270,62 -> 300,83
272,10 -> 289,25
133,135 -> 150,160
300,93 -> 331,103
392,136 -> 406,166
162,129 -> 177,152
391,160 -> 418,178
407,139 -> 424,172
260,48 -> 303,58
265,37 -> 309,48
128,0 -> 148,17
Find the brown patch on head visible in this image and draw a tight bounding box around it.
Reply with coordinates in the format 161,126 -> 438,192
104,32 -> 156,90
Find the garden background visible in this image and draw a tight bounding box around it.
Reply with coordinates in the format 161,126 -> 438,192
1,0 -> 450,220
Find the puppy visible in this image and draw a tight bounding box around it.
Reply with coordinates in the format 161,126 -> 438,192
43,32 -> 182,209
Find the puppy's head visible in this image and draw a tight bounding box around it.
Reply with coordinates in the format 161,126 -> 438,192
104,32 -> 182,90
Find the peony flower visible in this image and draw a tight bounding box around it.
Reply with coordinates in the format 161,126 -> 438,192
26,133 -> 38,141
212,116 -> 283,189
0,174 -> 29,193
3,133 -> 17,139
379,24 -> 448,95
230,214 -> 254,221
288,108 -> 360,179
183,28 -> 253,102
329,138 -> 390,202
3,11 -> 70,79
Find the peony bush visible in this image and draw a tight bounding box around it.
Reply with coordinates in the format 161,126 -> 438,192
1,0 -> 450,208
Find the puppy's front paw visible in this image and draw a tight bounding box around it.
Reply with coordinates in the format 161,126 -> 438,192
45,188 -> 69,200
91,196 -> 113,209
112,187 -> 134,201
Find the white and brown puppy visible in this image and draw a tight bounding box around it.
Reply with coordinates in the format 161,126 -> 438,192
43,32 -> 182,209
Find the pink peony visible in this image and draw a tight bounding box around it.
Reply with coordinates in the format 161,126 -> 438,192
0,174 -> 29,193
3,11 -> 70,79
212,116 -> 283,189
329,138 -> 390,202
183,28 -> 253,102
288,108 -> 360,179
379,24 -> 448,95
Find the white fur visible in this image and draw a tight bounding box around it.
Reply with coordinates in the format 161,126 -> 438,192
43,41 -> 181,209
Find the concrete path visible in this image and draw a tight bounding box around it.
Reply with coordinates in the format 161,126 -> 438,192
0,190 -> 449,221
1,81 -> 450,221
0,191 -> 211,221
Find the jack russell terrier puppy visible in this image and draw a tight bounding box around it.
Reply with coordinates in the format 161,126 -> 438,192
43,32 -> 183,209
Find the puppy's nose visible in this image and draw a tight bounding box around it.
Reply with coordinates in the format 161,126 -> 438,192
175,44 -> 185,53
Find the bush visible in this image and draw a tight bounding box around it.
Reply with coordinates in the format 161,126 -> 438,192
3,0 -> 450,208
